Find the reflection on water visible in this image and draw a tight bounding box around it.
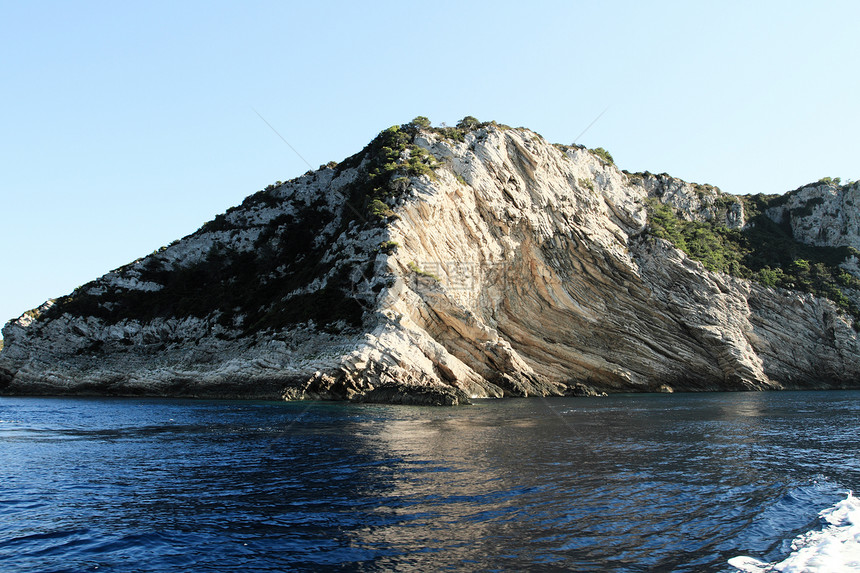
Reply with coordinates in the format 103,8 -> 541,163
1,391 -> 858,572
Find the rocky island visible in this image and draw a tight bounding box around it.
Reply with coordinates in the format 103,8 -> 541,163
2,118 -> 859,404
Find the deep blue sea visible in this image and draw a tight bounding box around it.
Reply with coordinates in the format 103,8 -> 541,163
1,391 -> 859,572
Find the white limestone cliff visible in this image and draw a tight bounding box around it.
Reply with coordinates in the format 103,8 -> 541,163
1,123 -> 858,403
765,180 -> 860,250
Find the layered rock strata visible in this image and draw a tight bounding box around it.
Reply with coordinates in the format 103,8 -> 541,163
2,123 -> 858,403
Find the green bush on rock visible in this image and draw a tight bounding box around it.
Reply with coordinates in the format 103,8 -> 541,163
590,147 -> 614,165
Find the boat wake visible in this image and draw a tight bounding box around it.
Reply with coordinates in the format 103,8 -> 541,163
729,492 -> 860,572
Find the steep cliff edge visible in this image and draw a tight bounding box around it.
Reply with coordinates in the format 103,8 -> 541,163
2,120 -> 858,402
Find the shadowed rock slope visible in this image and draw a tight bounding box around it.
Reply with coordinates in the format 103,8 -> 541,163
2,120 -> 859,403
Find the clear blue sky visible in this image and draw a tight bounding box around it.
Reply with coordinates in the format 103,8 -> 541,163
2,1 -> 858,331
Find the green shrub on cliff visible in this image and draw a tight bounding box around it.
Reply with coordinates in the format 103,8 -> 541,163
409,116 -> 431,129
416,115 -> 486,143
818,177 -> 841,185
337,121 -> 444,224
407,261 -> 439,281
456,116 -> 480,130
368,198 -> 395,220
378,240 -> 399,253
406,146 -> 438,178
590,147 -> 614,165
645,199 -> 860,321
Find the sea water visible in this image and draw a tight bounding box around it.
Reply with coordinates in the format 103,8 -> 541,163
1,391 -> 858,572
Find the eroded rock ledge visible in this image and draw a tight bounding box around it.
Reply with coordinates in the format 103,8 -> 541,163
2,120 -> 858,403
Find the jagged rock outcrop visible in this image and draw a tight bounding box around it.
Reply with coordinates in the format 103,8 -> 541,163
2,121 -> 858,402
765,180 -> 860,250
633,171 -> 745,228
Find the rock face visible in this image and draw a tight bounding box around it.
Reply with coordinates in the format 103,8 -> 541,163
2,121 -> 859,402
765,181 -> 860,250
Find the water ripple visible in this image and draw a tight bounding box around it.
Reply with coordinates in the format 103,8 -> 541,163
1,392 -> 858,572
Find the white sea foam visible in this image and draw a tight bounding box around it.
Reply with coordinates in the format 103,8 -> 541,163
729,492 -> 860,572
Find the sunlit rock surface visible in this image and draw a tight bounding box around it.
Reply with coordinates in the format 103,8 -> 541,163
2,123 -> 858,403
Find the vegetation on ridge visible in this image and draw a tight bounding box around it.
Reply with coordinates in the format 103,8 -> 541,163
37,116 -> 477,336
336,117 -> 442,223
645,195 -> 860,325
589,147 -> 614,165
43,201 -> 367,335
334,115 -> 508,223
